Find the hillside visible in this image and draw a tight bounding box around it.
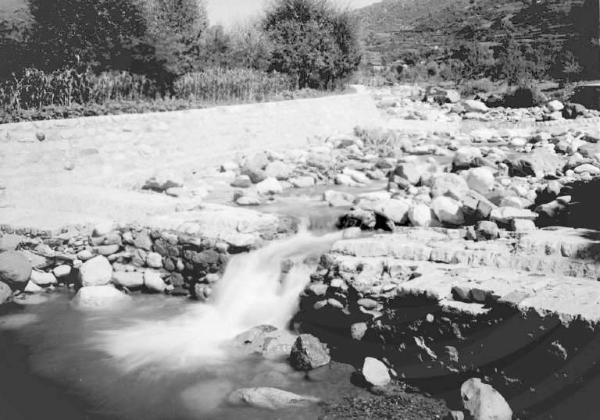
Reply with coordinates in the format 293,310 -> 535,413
356,0 -> 594,63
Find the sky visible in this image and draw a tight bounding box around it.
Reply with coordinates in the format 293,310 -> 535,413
205,0 -> 381,27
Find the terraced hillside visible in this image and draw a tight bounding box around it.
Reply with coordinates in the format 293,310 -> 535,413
357,0 -> 595,62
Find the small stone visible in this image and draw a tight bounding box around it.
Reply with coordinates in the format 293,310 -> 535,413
289,334 -> 330,371
574,163 -> 600,175
351,322 -> 368,341
63,161 -> 75,171
146,252 -> 163,269
77,249 -> 94,261
79,256 -> 112,287
36,132 -> 46,141
0,281 -> 11,304
361,357 -> 391,387
289,176 -> 315,188
95,244 -> 120,256
72,285 -> 131,310
475,221 -> 499,240
394,162 -> 424,185
93,222 -> 115,237
265,161 -> 293,180
463,100 -> 488,113
408,203 -> 436,227
547,100 -> 564,112
227,387 -> 319,410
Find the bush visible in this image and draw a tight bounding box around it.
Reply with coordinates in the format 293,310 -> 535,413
503,84 -> 547,108
263,0 -> 361,89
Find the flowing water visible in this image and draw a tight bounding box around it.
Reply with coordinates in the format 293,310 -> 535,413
0,229 -> 365,420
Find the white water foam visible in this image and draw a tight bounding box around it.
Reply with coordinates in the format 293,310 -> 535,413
96,229 -> 343,372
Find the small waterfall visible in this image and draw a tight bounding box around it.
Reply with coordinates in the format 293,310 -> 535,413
96,229 -> 343,372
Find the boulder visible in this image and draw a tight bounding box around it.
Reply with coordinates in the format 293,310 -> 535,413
394,162 -> 424,185
142,172 -> 183,193
79,256 -> 112,287
409,204 -> 437,227
241,152 -> 269,183
373,199 -> 411,225
265,161 -> 293,180
361,357 -> 391,387
467,167 -> 495,195
461,378 -> 512,420
505,149 -> 562,178
72,285 -> 131,310
324,190 -> 354,207
289,176 -> 315,188
0,281 -> 12,304
289,334 -> 331,370
0,251 -> 32,290
232,325 -> 296,360
511,219 -> 536,232
431,196 -> 465,226
431,173 -> 469,201
0,234 -> 22,252
256,177 -> 283,195
30,271 -> 57,286
145,252 -> 163,269
144,270 -> 169,292
53,265 -> 71,279
453,147 -> 484,170
475,221 -> 499,240
112,271 -> 144,289
227,387 -> 319,410
547,100 -> 564,112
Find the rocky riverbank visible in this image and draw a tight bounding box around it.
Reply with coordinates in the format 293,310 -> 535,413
2,85 -> 600,419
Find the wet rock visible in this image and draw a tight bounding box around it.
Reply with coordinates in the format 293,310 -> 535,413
339,208 -> 377,230
461,378 -> 512,420
112,271 -> 144,289
467,167 -> 495,195
547,100 -> 564,112
324,190 -> 354,207
335,173 -> 357,186
235,192 -> 261,206
143,172 -> 183,193
79,256 -> 112,287
30,271 -> 57,286
241,152 -> 269,183
231,175 -> 252,188
574,163 -> 600,175
361,357 -> 391,387
431,196 -> 464,226
77,249 -> 94,261
256,177 -> 283,195
0,281 -> 11,304
227,387 -> 319,410
0,251 -> 32,290
351,322 -> 368,340
72,285 -> 131,310
265,161 -> 293,180
289,334 -> 330,371
95,244 -> 120,256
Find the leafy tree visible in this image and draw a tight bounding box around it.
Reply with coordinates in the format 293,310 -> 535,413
228,22 -> 273,71
560,50 -> 583,82
262,0 -> 361,89
145,0 -> 209,75
198,25 -> 233,68
27,0 -> 154,73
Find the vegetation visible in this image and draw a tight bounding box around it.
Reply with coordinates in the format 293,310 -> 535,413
263,0 -> 361,89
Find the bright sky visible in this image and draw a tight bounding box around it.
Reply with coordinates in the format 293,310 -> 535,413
205,0 -> 380,27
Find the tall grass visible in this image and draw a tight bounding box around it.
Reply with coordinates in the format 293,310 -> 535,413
0,67 -> 298,117
174,68 -> 296,103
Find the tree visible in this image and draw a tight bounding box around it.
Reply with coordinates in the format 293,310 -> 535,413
28,0 -> 154,73
145,0 -> 209,75
262,0 -> 361,89
560,51 -> 583,82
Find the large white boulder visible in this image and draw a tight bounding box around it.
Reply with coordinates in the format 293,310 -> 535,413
79,256 -> 112,287
431,196 -> 465,226
461,378 -> 512,420
361,357 -> 391,387
467,167 -> 495,195
0,251 -> 32,290
72,285 -> 131,310
408,204 -> 437,227
256,177 -> 283,195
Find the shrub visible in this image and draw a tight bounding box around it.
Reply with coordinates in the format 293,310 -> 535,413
263,0 -> 361,89
503,84 -> 547,108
